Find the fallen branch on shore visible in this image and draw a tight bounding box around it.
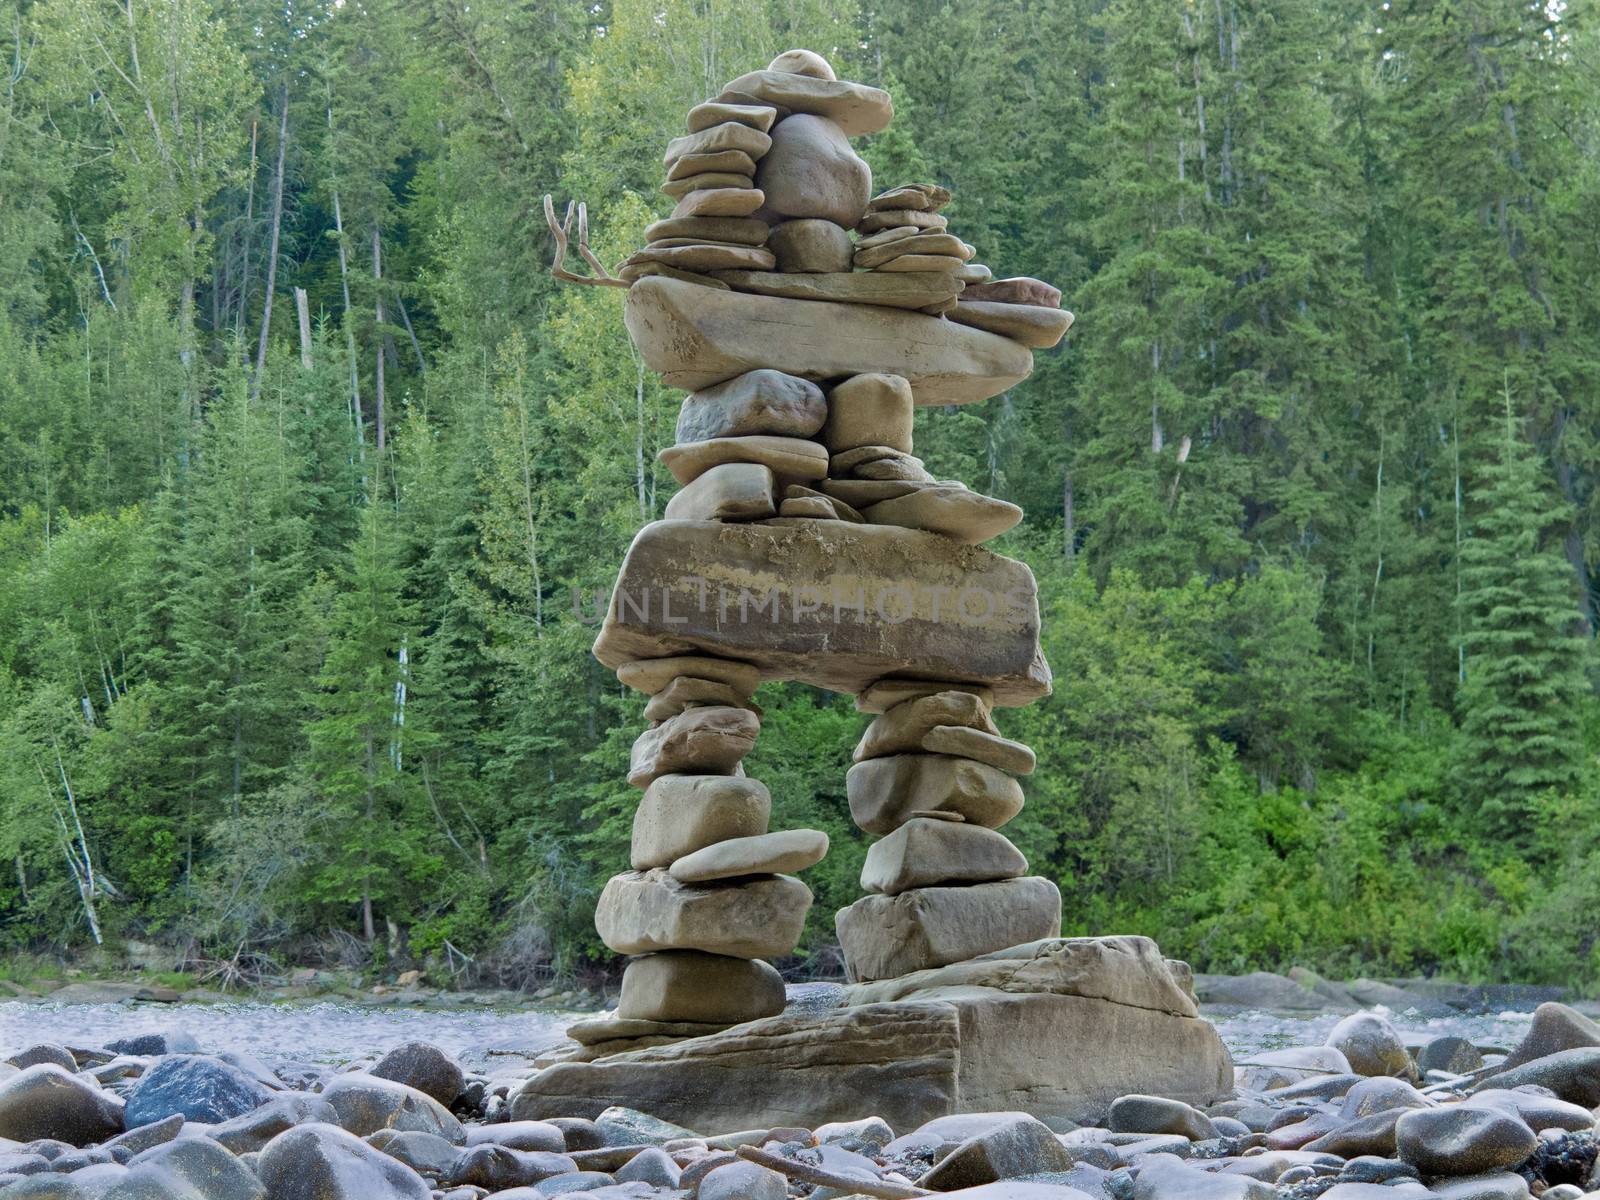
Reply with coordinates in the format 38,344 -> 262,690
735,1144 -> 932,1199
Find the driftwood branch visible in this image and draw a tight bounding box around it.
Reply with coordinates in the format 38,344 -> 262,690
543,193 -> 629,288
735,1144 -> 931,1199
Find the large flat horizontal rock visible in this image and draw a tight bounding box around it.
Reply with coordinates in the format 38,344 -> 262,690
590,520 -> 1050,707
624,277 -> 1033,406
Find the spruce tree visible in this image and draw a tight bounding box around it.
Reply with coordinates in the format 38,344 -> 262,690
1456,392 -> 1589,833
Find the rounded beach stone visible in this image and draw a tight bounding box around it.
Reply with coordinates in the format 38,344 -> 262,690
663,121 -> 773,170
1394,1105 -> 1536,1177
370,1042 -> 464,1108
668,828 -> 829,882
632,775 -> 772,870
642,675 -> 763,722
1108,1095 -> 1218,1140
124,1054 -> 273,1126
860,817 -> 1026,895
921,725 -> 1035,774
756,114 -> 871,227
688,101 -> 778,135
768,49 -> 836,81
595,868 -> 811,958
857,678 -> 996,714
768,218 -> 853,272
848,753 -> 1025,833
616,952 -> 786,1023
676,369 -> 826,443
628,705 -> 759,788
661,171 -> 755,199
0,1064 -> 124,1145
823,373 -> 913,454
672,187 -> 766,218
1327,1012 -> 1415,1079
258,1122 -> 432,1200
617,655 -> 760,696
659,435 -> 829,486
663,461 -> 777,522
855,689 -> 997,760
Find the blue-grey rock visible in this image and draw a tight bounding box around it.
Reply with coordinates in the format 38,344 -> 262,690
124,1055 -> 272,1126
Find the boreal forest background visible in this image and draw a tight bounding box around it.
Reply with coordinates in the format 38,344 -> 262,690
3,0 -> 1600,990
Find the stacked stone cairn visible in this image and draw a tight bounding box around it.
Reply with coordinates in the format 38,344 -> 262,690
572,46 -> 1076,1039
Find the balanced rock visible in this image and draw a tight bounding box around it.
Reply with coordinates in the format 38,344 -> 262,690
631,774 -> 771,869
859,208 -> 948,234
664,461 -> 777,522
823,477 -> 925,506
0,1064 -> 123,1145
662,170 -> 755,198
659,435 -> 828,485
624,277 -> 1033,406
923,725 -> 1036,774
948,301 -> 1075,348
848,754 -> 1025,833
664,121 -> 773,170
623,242 -> 774,274
716,70 -> 892,136
645,215 -> 771,246
668,829 -> 829,882
769,48 -> 836,80
617,654 -> 760,695
855,689 -> 997,760
861,818 -> 1027,894
616,951 -> 786,1023
595,868 -> 812,957
666,147 -> 758,179
823,373 -> 913,454
592,520 -> 1051,707
879,252 -> 965,272
855,232 -> 973,269
756,114 -> 870,226
836,876 -> 1062,981
687,101 -> 778,134
962,277 -> 1063,307
863,483 -> 1023,544
713,268 -> 961,310
259,1123 -> 432,1200
858,678 -> 995,714
673,187 -> 765,218
768,218 -> 853,272
642,674 -> 763,720
868,182 -> 950,212
675,369 -> 826,443
628,705 -> 759,787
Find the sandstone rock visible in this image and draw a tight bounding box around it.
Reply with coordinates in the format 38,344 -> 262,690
672,187 -> 766,218
615,1145 -> 682,1187
631,775 -> 771,870
664,122 -> 773,169
837,877 -> 1062,981
595,868 -> 811,957
848,754 -> 1025,833
1236,1045 -> 1354,1091
1327,1012 -> 1415,1080
567,1017 -> 729,1047
370,1042 -> 464,1108
857,677 -> 996,713
615,952 -> 786,1023
621,260 -> 727,289
659,436 -> 827,486
962,277 -> 1063,307
1469,1047 -> 1600,1106
1425,1175 -> 1530,1200
852,452 -> 935,481
755,114 -> 870,226
714,268 -> 961,310
591,520 -> 1051,706
868,183 -> 950,212
665,148 -> 758,180
1109,1095 -> 1218,1140
622,242 -> 774,274
857,224 -> 919,249
861,818 -> 1026,894
661,171 -> 755,199
663,462 -> 777,523
948,301 -> 1075,348
878,253 -> 966,272
855,232 -> 973,268
617,655 -> 760,695
823,373 -> 913,454
768,48 -> 836,80
716,71 -> 892,136
124,1054 -> 272,1127
623,277 -> 1033,406
957,261 -> 993,283
688,102 -> 777,134
258,1122 -> 432,1200
822,478 -> 925,507
1395,1105 -> 1536,1177
855,689 -> 997,760
919,1113 -> 1074,1189
628,706 -> 759,787
675,369 -> 826,443
0,1065 -> 123,1145
644,215 -> 770,246
1500,1002 -> 1600,1070
922,726 -> 1036,774
668,829 -> 829,882
642,674 -> 763,721
859,209 -> 948,234
767,219 -> 853,272
318,1072 -> 466,1142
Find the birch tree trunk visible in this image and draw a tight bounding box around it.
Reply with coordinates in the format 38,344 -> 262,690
251,87 -> 289,401
372,226 -> 386,453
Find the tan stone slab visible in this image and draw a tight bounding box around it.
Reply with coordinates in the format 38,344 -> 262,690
947,301 -> 1075,349
642,675 -> 763,722
962,277 -> 1063,308
664,122 -> 773,168
835,877 -> 1062,982
622,243 -> 775,273
645,216 -> 771,247
663,462 -> 776,522
713,269 -> 960,311
858,209 -> 947,235
776,496 -> 835,519
658,436 -> 827,486
687,102 -> 778,135
615,952 -> 786,1023
767,219 -> 853,273
861,818 -> 1027,895
821,479 -> 926,507
632,775 -> 771,870
831,444 -> 921,474
661,172 -> 754,199
591,520 -> 1051,706
856,678 -> 995,714
715,70 -> 893,136
668,829 -> 829,882
676,371 -> 826,443
665,149 -> 757,180
877,254 -> 965,273
755,114 -> 871,227
923,725 -> 1035,775
617,656 -> 760,695
854,690 -> 996,761
628,706 -> 759,788
862,485 -> 1023,545
856,225 -> 920,249
854,233 -> 972,269
867,183 -> 950,213
623,277 -> 1032,407
568,1016 -> 732,1046
672,188 -> 766,218
618,261 -> 728,289
595,869 -> 811,957
847,753 -> 1025,833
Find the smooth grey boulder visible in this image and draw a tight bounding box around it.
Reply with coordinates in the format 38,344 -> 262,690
836,877 -> 1061,981
258,1122 -> 432,1200
206,1093 -> 337,1153
0,1065 -> 124,1146
370,1042 -> 464,1108
318,1072 -> 465,1142
5,1045 -> 77,1072
918,1113 -> 1074,1189
1326,1012 -> 1415,1079
1500,1002 -> 1600,1070
1471,1048 -> 1600,1106
1108,1095 -> 1217,1140
124,1055 -> 273,1127
122,1137 -> 265,1200
675,369 -> 826,443
1394,1105 -> 1536,1177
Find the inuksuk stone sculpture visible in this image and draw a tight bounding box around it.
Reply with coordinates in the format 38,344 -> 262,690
523,47 -> 1230,1131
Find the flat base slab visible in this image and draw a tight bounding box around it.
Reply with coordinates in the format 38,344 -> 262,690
591,519 -> 1050,707
512,937 -> 1232,1132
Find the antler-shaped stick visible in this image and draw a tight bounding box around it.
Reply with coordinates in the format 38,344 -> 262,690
543,193 -> 630,288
